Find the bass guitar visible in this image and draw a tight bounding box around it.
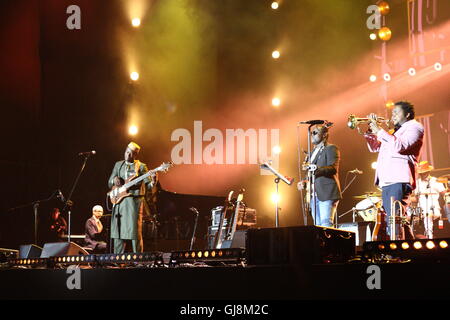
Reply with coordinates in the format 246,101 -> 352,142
108,162 -> 173,205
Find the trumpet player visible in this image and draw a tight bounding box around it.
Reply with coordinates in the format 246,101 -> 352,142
363,101 -> 424,239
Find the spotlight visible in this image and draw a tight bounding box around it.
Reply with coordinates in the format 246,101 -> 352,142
378,27 -> 392,41
389,243 -> 397,250
271,193 -> 281,204
369,33 -> 377,40
369,74 -> 377,82
377,1 -> 390,15
434,62 -> 442,71
426,241 -> 435,250
401,242 -> 410,250
272,145 -> 281,154
128,125 -> 138,136
130,71 -> 139,81
371,162 -> 377,169
440,240 -> 448,249
385,100 -> 395,108
408,67 -> 416,76
272,50 -> 280,59
132,18 -> 141,27
271,2 -> 279,10
383,73 -> 391,82
413,241 -> 422,250
271,97 -> 281,107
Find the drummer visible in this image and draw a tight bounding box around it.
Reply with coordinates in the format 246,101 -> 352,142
411,161 -> 447,238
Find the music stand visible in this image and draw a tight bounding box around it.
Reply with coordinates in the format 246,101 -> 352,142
260,162 -> 294,227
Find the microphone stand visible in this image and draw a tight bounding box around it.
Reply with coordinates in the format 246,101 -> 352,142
307,124 -> 318,227
296,125 -> 308,226
63,153 -> 92,243
189,207 -> 200,250
7,190 -> 60,245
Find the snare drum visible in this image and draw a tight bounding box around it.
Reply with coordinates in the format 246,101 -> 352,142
355,197 -> 381,222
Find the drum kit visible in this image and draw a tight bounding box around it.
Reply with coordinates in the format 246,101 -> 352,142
350,173 -> 450,236
352,192 -> 382,222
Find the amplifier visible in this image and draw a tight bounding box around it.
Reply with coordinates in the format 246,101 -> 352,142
246,226 -> 355,266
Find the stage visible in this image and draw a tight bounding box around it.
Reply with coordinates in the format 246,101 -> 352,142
2,261 -> 450,300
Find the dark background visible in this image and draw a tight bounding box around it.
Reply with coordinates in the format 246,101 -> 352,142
1,0 -> 449,250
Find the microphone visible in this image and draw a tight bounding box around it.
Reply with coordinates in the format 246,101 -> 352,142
189,207 -> 199,215
349,168 -> 363,174
78,150 -> 96,156
298,120 -> 325,125
56,189 -> 65,203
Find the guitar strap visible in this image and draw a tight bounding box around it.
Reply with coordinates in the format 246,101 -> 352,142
134,160 -> 141,177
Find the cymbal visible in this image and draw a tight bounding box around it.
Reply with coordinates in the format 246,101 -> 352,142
437,177 -> 448,183
353,193 -> 381,199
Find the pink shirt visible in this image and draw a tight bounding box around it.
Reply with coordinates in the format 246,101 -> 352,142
364,119 -> 424,190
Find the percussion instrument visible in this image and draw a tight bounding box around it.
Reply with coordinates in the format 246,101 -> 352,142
354,196 -> 381,221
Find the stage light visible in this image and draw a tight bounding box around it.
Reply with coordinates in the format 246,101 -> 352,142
413,241 -> 422,250
272,97 -> 281,107
369,33 -> 377,40
401,242 -> 410,250
132,18 -> 141,27
385,100 -> 395,108
130,71 -> 139,81
197,251 -> 202,258
408,67 -> 416,76
272,50 -> 280,59
271,2 -> 279,10
383,73 -> 391,82
426,241 -> 435,250
128,125 -> 138,136
389,243 -> 397,250
271,193 -> 280,204
434,62 -> 442,71
377,1 -> 390,15
272,145 -> 281,154
371,162 -> 377,169
378,27 -> 392,41
378,244 -> 385,250
204,251 -> 209,258
369,74 -> 377,82
440,240 -> 448,248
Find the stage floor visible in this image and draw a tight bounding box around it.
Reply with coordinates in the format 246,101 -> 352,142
1,262 -> 449,300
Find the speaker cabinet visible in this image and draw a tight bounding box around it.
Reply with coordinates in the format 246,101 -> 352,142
19,244 -> 42,259
246,226 -> 355,266
40,242 -> 89,258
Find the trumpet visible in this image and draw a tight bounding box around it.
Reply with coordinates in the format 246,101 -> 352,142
347,114 -> 390,134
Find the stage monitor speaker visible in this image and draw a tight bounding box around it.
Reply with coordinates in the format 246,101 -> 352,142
40,242 -> 89,258
337,221 -> 375,247
246,226 -> 355,266
19,244 -> 42,259
220,230 -> 246,249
